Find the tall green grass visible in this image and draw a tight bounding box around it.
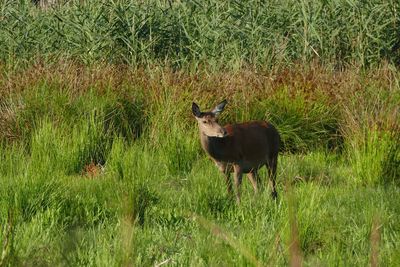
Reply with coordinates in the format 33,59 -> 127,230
0,64 -> 399,266
0,0 -> 399,69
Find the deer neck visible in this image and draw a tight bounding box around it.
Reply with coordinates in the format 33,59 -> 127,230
200,132 -> 230,161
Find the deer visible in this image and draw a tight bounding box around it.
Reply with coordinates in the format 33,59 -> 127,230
192,100 -> 280,203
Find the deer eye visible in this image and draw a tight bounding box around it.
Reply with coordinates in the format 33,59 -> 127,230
202,120 -> 207,124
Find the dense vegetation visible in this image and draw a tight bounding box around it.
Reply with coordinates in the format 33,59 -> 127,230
0,1 -> 400,266
1,0 -> 400,68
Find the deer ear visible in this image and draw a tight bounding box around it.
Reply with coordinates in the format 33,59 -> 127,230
192,102 -> 201,117
212,99 -> 227,115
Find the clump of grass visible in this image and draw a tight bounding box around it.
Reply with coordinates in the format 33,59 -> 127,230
28,116 -> 112,175
381,129 -> 400,185
147,95 -> 200,175
348,129 -> 393,185
0,99 -> 23,143
103,97 -> 146,141
347,128 -> 400,186
130,184 -> 159,226
341,82 -> 400,185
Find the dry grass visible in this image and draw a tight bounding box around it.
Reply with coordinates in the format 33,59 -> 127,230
1,61 -> 397,101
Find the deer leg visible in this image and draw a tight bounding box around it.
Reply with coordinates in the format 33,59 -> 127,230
247,170 -> 259,194
216,162 -> 233,195
223,172 -> 233,195
233,165 -> 243,203
266,157 -> 278,199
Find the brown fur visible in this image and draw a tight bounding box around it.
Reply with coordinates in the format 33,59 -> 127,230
193,101 -> 280,203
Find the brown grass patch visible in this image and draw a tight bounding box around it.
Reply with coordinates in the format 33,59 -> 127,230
1,61 -> 397,103
81,162 -> 103,178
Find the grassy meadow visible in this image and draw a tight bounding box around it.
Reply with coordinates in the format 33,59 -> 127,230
1,1 -> 400,266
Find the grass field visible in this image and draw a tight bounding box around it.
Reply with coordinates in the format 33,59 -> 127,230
1,1 -> 400,266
